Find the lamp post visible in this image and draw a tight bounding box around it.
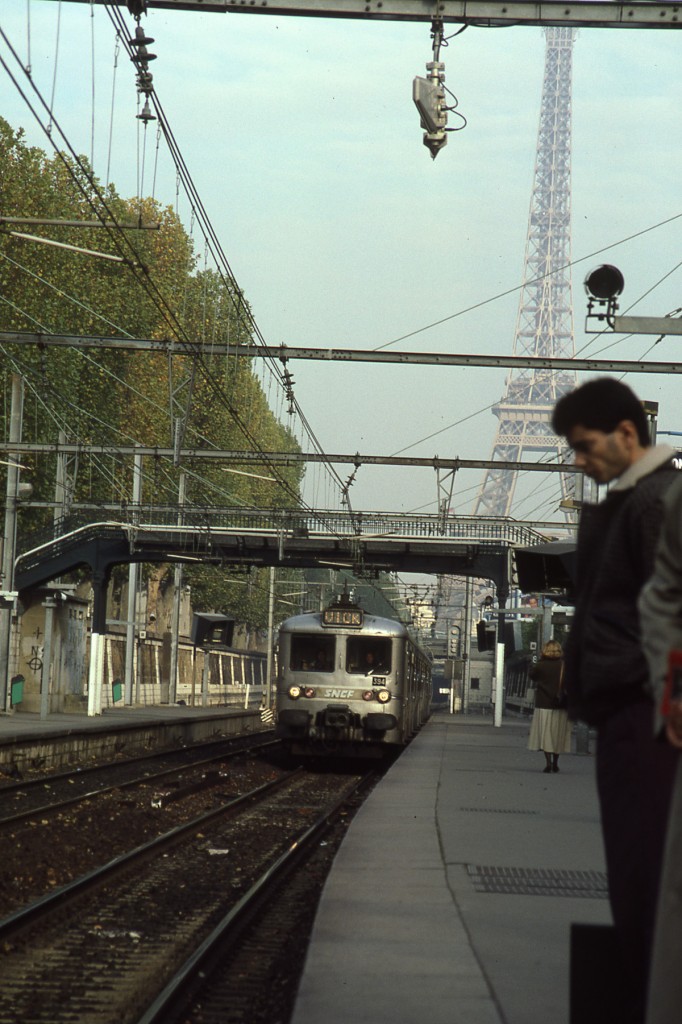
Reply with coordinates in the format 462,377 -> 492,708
447,623 -> 461,714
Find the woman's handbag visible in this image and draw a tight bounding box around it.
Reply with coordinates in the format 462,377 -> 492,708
556,662 -> 568,709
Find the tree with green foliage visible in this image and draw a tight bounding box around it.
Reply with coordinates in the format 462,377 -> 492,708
0,117 -> 303,629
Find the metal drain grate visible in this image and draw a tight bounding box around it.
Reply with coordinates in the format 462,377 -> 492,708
459,808 -> 538,815
467,865 -> 608,899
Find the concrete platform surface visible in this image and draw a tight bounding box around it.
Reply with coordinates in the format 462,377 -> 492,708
292,714 -> 610,1024
0,704 -> 265,769
0,703 -> 249,740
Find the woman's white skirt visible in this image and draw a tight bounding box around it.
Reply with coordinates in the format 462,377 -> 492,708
527,708 -> 572,753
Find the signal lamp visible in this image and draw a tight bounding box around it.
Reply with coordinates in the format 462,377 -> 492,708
584,265 -> 624,301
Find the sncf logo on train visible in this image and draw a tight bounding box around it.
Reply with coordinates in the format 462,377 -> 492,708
323,689 -> 356,699
321,608 -> 364,627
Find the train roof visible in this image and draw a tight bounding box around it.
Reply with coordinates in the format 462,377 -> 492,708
278,609 -> 409,639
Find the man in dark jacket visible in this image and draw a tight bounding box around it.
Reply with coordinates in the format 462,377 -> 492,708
552,378 -> 679,1023
638,476 -> 682,1024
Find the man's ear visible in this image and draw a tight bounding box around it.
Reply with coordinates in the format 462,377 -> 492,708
615,419 -> 642,451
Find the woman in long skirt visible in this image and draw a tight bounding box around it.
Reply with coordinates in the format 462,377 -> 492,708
527,638 -> 572,773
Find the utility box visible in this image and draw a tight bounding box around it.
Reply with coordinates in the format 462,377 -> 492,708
191,613 -> 235,648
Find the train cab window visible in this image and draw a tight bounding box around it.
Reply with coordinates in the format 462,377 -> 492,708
290,635 -> 335,672
346,638 -> 392,676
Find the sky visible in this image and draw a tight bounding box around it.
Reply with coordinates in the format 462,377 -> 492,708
1,1 -> 681,528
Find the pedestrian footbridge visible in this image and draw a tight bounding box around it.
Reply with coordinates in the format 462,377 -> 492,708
14,506 -> 563,632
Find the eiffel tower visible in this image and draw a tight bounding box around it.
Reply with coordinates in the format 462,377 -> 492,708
474,27 -> 578,518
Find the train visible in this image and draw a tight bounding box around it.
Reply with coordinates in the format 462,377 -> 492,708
275,596 -> 432,757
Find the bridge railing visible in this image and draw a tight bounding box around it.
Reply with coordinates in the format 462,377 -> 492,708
16,505 -> 545,570
68,506 -> 540,541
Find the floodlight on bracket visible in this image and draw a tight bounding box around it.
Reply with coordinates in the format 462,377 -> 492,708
412,20 -> 468,160
412,19 -> 448,160
585,263 -> 682,337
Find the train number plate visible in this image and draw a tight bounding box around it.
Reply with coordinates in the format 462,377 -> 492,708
321,608 -> 364,627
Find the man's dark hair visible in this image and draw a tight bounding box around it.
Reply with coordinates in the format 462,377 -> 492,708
551,378 -> 651,446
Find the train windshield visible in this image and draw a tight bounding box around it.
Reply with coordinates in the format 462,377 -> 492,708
346,638 -> 392,676
290,634 -> 335,672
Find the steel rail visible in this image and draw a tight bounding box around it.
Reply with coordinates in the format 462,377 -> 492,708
0,733 -> 277,796
134,770 -> 377,1024
0,767 -> 302,941
0,737 -> 281,828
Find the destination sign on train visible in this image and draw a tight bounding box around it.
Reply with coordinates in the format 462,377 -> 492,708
322,608 -> 364,628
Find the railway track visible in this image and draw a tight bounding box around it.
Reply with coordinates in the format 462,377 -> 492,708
0,739 -> 290,920
0,765 -> 376,1024
136,770 -> 374,1024
0,732 -> 279,825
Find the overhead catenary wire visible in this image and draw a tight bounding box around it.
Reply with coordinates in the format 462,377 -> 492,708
0,263 -> 292,510
0,344 -> 133,505
374,210 -> 682,352
105,36 -> 120,187
89,0 -> 96,169
103,3 -> 346,501
0,300 -> 300,513
8,7 -> 346,515
3,12 -> 675,528
103,9 -> 294,396
0,20 -> 343,522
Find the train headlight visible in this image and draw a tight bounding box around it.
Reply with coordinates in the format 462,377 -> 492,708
362,690 -> 374,702
288,685 -> 302,699
377,689 -> 391,704
303,687 -> 316,698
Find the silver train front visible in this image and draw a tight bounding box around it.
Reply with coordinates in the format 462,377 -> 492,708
275,603 -> 431,757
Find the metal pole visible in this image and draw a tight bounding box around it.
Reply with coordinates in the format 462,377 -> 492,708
169,472 -> 186,704
191,647 -> 197,707
462,578 -> 472,715
447,618 -> 454,715
201,650 -> 209,707
54,431 -> 66,528
124,449 -> 143,705
494,640 -> 504,727
40,596 -> 56,720
0,374 -> 24,711
493,558 -> 510,727
87,569 -> 109,716
541,603 -> 553,646
87,632 -> 101,716
265,566 -> 275,709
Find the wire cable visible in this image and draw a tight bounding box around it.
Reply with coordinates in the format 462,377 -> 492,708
373,211 -> 682,352
0,22 -> 337,520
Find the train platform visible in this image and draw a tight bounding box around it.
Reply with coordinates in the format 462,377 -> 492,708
292,713 -> 610,1024
0,704 -> 266,771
